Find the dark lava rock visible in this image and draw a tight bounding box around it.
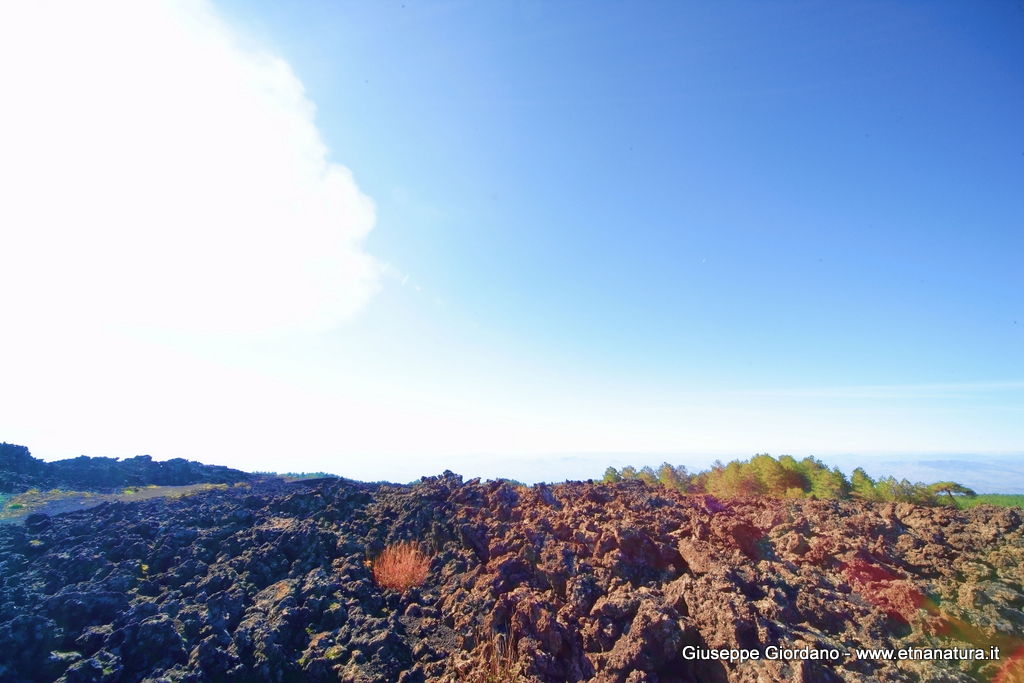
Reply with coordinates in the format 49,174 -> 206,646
1,442 -> 253,493
0,471 -> 1022,681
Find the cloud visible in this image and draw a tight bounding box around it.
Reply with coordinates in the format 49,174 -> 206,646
0,0 -> 379,335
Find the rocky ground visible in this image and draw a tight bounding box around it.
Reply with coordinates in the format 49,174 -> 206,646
0,473 -> 1022,682
0,443 -> 252,494
0,484 -> 239,525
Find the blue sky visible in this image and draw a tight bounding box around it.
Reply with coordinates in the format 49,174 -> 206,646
0,1 -> 1021,487
220,0 -> 1023,386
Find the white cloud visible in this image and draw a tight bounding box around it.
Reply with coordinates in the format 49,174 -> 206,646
0,0 -> 396,471
0,0 -> 378,335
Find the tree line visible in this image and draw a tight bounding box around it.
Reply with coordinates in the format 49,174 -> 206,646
601,454 -> 975,506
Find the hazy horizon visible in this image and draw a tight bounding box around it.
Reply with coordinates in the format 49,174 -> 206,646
1,2 -> 1020,487
20,443 -> 1024,495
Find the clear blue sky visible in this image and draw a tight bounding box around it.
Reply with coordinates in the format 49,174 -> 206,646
1,1 -> 1021,485
217,0 -> 1023,387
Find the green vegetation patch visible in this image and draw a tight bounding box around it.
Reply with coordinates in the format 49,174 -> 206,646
955,494 -> 1024,510
603,454 -> 990,507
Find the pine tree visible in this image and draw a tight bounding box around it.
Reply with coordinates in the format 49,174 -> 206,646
851,467 -> 877,501
656,462 -> 688,491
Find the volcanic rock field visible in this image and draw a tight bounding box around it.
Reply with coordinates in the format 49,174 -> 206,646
1,472 -> 1023,682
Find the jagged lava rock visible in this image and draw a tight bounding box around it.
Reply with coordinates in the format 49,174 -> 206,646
0,473 -> 1021,681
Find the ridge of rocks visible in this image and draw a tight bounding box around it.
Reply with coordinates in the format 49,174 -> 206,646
0,443 -> 253,494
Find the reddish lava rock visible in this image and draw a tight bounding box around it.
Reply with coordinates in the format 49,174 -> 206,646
0,474 -> 1022,681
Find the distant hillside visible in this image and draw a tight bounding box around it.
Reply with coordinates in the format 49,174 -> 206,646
0,442 -> 253,493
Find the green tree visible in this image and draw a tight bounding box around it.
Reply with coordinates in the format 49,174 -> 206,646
875,477 -> 936,504
598,456 -> 966,507
778,455 -> 810,494
850,467 -> 878,501
656,462 -> 688,491
637,466 -> 658,486
808,465 -> 848,499
749,454 -> 805,496
875,476 -> 896,502
707,461 -> 762,497
928,481 -> 977,506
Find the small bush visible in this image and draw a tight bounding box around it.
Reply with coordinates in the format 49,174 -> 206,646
372,541 -> 430,593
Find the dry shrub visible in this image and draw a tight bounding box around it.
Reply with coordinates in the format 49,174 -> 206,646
482,631 -> 521,681
372,541 -> 430,592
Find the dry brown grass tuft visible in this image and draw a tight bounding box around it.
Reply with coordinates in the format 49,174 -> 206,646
482,631 -> 521,681
372,541 -> 430,592
455,630 -> 522,682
